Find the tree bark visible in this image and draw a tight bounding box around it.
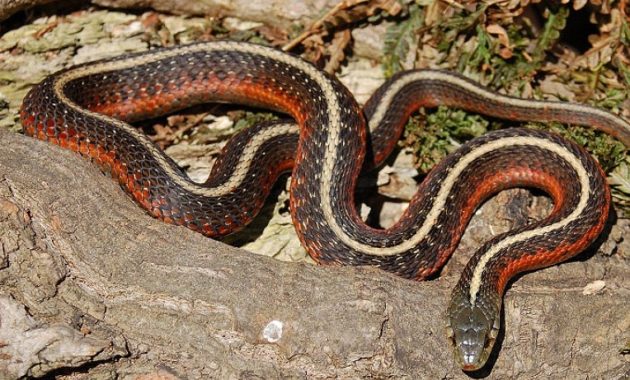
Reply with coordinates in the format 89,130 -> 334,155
0,128 -> 628,378
0,0 -> 56,22
89,0 -> 349,29
1,0 -> 348,28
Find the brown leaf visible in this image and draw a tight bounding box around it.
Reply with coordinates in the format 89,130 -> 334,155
499,47 -> 514,59
425,1 -> 446,26
141,12 -> 162,30
538,75 -> 575,101
256,25 -> 289,47
283,0 -> 401,51
486,24 -> 511,48
324,29 -> 352,74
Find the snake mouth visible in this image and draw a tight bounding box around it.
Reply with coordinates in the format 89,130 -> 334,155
446,323 -> 498,371
446,299 -> 500,372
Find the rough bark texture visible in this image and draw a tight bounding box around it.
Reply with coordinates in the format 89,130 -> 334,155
0,128 -> 629,378
90,0 -> 344,29
1,0 -> 355,32
0,0 -> 347,28
0,0 -> 57,21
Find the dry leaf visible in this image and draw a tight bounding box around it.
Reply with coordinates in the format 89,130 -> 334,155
539,75 -> 575,101
425,1 -> 445,26
257,25 -> 289,47
284,0 -> 401,51
324,29 -> 352,74
486,24 -> 511,47
499,47 -> 513,59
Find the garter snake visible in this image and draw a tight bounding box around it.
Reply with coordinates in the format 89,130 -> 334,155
20,41 -> 630,371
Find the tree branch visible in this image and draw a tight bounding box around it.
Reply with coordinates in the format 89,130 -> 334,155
0,129 -> 628,378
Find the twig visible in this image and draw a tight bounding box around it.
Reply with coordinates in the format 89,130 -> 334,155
282,0 -> 368,51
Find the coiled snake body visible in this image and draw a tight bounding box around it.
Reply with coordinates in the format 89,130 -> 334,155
20,41 -> 630,371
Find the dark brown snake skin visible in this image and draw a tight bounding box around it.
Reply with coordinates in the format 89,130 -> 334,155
20,41 -> 629,370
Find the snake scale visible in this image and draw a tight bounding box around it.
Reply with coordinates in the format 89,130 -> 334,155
20,41 -> 630,370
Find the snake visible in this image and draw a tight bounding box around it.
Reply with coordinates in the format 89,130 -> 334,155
20,41 -> 630,371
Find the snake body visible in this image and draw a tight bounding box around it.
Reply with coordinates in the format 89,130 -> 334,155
20,41 -> 630,371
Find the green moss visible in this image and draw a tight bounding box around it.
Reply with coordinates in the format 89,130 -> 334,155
403,107 -> 497,173
384,3 -> 628,214
232,111 -> 278,132
382,4 -> 424,79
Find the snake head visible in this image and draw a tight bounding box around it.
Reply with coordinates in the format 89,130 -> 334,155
446,294 -> 500,371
